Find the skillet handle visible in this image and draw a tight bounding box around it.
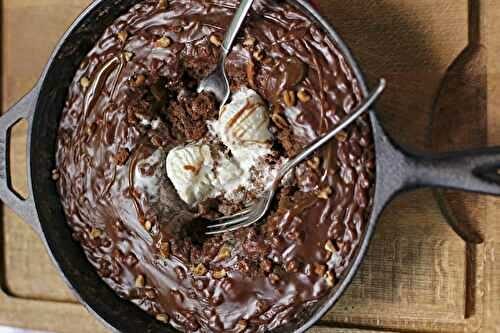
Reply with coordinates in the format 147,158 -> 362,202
0,87 -> 41,235
374,120 -> 499,244
405,148 -> 500,196
397,147 -> 500,244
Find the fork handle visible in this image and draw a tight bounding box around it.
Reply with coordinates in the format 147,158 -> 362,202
276,79 -> 387,181
222,0 -> 255,55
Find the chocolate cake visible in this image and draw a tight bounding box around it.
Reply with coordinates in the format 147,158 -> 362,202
54,0 -> 375,332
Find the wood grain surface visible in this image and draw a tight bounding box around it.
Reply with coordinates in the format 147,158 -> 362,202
1,0 -> 499,332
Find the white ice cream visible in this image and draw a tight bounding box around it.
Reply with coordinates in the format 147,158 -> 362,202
166,88 -> 283,206
166,144 -> 216,205
210,88 -> 273,161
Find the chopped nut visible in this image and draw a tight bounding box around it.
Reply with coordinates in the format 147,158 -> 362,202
83,155 -> 93,167
253,49 -> 264,61
262,57 -> 273,65
86,123 -> 97,137
210,294 -> 224,306
194,279 -> 207,291
192,263 -> 208,276
286,230 -> 301,241
317,186 -> 332,200
145,289 -> 156,299
255,299 -> 269,313
324,240 -> 337,253
51,169 -> 60,181
209,34 -> 222,47
155,36 -> 171,48
125,253 -> 138,266
80,76 -> 90,89
271,112 -> 288,130
313,263 -> 326,277
79,60 -> 88,70
212,268 -> 227,279
157,0 -> 168,9
336,130 -> 348,142
159,241 -> 170,258
286,260 -> 299,273
283,90 -> 296,107
150,135 -> 163,147
124,51 -> 134,62
269,273 -> 280,284
132,74 -> 146,87
246,60 -> 256,89
114,220 -> 123,229
260,259 -> 273,273
215,245 -> 231,261
144,220 -> 152,231
114,148 -> 130,165
117,30 -> 128,43
89,228 -> 102,240
238,260 -> 250,272
307,156 -> 321,170
126,111 -> 138,124
243,36 -> 256,47
297,88 -> 311,103
135,274 -> 145,288
326,271 -> 336,287
236,319 -> 247,331
174,266 -> 186,280
156,313 -> 169,323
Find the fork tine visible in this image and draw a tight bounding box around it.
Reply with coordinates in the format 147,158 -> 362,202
207,213 -> 250,229
205,217 -> 257,235
206,79 -> 386,236
213,207 -> 252,221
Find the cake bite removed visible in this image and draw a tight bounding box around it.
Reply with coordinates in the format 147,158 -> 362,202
166,88 -> 285,207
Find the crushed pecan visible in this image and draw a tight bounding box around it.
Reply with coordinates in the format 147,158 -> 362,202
155,36 -> 171,48
283,90 -> 296,107
114,148 -> 130,165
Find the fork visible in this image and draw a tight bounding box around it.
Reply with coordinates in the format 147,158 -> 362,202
198,0 -> 255,105
205,79 -> 387,235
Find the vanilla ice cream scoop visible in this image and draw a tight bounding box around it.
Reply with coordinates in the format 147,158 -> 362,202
166,144 -> 243,205
210,88 -> 272,160
166,144 -> 216,205
167,88 -> 280,207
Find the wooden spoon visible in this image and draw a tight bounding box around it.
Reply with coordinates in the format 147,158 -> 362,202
429,0 -> 486,244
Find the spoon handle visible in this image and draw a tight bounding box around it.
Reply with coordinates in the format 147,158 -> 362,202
277,79 -> 386,180
469,0 -> 486,45
222,0 -> 255,55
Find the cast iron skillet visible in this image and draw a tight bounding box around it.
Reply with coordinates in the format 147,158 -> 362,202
0,0 -> 497,332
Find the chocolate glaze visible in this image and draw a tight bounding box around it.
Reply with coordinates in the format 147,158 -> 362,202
55,0 -> 375,332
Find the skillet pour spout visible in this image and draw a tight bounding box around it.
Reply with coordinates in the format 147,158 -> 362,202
0,0 -> 495,332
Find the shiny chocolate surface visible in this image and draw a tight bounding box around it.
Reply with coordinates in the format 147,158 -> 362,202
55,0 -> 375,331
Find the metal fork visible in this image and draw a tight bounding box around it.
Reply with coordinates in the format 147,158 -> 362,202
198,0 -> 255,105
206,79 -> 386,235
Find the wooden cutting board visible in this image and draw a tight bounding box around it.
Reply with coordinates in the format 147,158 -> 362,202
1,0 -> 499,332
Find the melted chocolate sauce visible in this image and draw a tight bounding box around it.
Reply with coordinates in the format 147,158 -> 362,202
55,0 -> 375,332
